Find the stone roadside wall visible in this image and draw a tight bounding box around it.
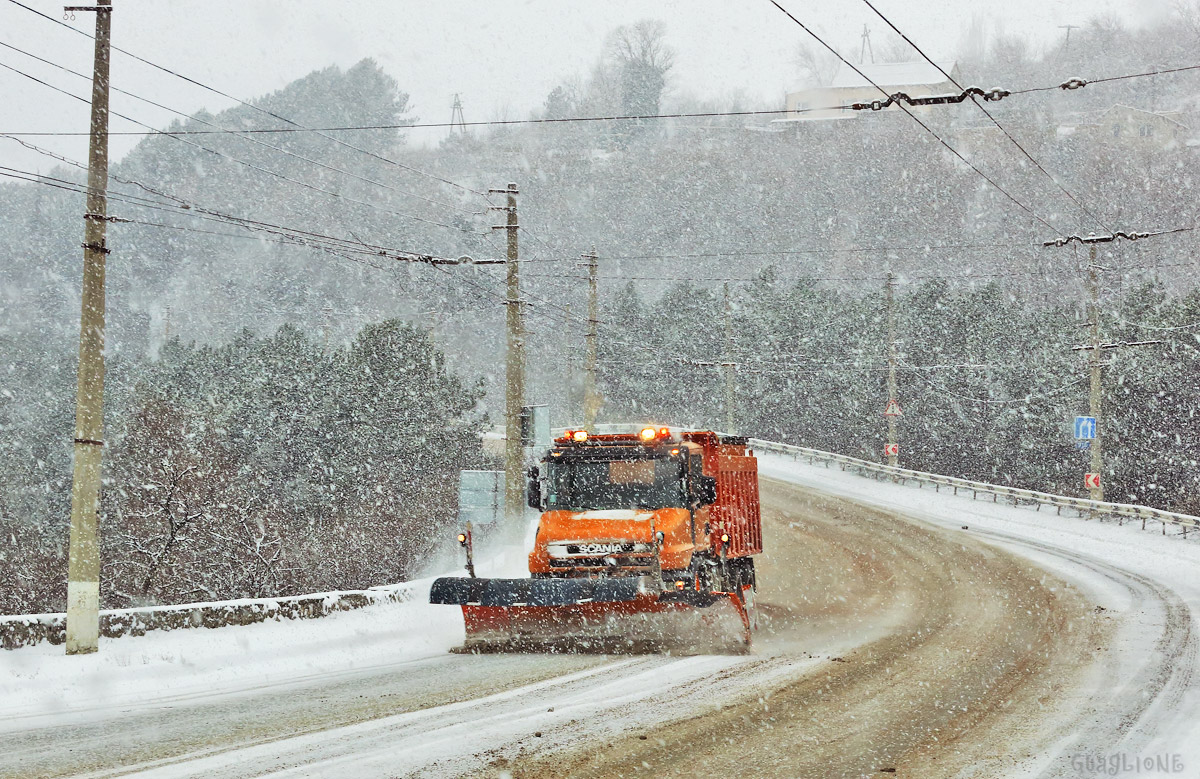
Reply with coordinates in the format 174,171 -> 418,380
0,584 -> 417,650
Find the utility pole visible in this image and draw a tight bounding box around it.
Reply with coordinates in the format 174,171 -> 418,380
321,303 -> 334,352
65,0 -> 112,656
1085,251 -> 1104,501
1045,232 -> 1163,502
723,283 -> 736,435
884,273 -> 901,467
1058,24 -> 1080,49
492,183 -> 525,524
581,249 -> 600,428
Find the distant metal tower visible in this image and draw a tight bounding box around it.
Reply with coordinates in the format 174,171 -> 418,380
450,94 -> 467,135
860,24 -> 874,65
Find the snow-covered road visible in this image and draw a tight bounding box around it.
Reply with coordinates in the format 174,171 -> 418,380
3,452 -> 1198,778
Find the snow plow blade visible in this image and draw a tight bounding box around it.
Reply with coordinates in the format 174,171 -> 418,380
430,576 -> 751,654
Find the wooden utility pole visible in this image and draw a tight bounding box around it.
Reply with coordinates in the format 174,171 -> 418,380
492,183 -> 525,523
1085,250 -> 1105,501
723,283 -> 737,434
885,273 -> 900,467
65,0 -> 112,656
581,249 -> 600,428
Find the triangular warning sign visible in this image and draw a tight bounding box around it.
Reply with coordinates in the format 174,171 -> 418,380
883,399 -> 903,417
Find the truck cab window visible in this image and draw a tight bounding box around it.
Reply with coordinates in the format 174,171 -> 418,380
546,457 -> 685,511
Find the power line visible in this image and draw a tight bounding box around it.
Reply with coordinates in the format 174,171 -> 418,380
0,165 -> 477,265
0,58 -> 484,238
1012,64 -> 1200,94
0,109 -> 823,137
5,57 -> 1199,139
912,374 -> 1088,406
0,151 -> 605,337
857,0 -> 1112,235
1,165 -> 599,334
511,242 -> 1032,266
0,38 -> 475,215
8,156 -> 1194,291
767,0 -> 1064,238
4,0 -> 491,200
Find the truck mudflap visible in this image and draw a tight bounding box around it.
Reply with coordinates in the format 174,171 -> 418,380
430,576 -> 752,654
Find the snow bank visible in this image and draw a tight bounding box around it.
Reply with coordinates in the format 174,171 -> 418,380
0,581 -> 419,650
0,534 -> 539,728
0,575 -> 462,729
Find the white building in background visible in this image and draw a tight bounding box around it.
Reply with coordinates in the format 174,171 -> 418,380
1059,104 -> 1189,150
779,61 -> 961,123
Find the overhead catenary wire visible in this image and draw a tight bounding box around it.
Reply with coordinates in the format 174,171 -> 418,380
7,162 -> 1194,293
1011,63 -> 1200,94
0,165 -> 477,265
3,0 -> 491,201
857,0 -> 1113,235
0,164 -> 602,335
911,373 -> 1089,406
0,38 -> 476,215
6,58 -> 1200,138
0,146 -> 613,337
0,59 -> 488,240
766,0 -> 1065,239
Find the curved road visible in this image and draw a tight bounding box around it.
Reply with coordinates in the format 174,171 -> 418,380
3,473 -> 1194,778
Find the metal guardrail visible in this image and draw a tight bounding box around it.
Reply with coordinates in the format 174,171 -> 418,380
748,438 -> 1200,538
544,425 -> 1198,536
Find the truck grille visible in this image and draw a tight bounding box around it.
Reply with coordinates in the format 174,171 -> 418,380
548,541 -> 653,558
548,554 -> 656,569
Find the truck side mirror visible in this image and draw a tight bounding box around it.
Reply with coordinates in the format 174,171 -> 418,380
697,475 -> 718,506
526,465 -> 543,510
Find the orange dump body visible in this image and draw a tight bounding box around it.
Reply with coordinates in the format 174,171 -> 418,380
680,432 -> 762,559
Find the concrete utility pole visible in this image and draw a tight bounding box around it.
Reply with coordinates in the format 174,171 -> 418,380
1085,251 -> 1105,501
321,303 -> 334,352
885,273 -> 900,467
581,249 -> 600,429
65,0 -> 112,656
492,183 -> 525,523
1046,233 -> 1162,502
723,283 -> 737,435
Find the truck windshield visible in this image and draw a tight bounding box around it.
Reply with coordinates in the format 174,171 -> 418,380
545,457 -> 685,512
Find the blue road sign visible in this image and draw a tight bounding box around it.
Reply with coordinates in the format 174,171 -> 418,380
1074,440 -> 1091,450
1074,416 -> 1097,440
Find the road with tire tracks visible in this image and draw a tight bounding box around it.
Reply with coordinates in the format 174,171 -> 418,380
5,471 -> 1195,779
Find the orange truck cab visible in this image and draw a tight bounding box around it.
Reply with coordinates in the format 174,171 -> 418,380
526,427 -> 761,594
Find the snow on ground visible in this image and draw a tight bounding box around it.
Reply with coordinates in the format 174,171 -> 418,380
759,452 -> 1200,776
0,575 -> 462,732
7,451 -> 1199,776
0,503 -> 549,736
0,520 -> 546,734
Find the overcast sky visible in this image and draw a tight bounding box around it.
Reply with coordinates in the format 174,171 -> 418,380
0,0 -> 1173,173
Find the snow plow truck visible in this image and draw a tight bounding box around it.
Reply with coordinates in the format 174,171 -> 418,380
430,427 -> 761,652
